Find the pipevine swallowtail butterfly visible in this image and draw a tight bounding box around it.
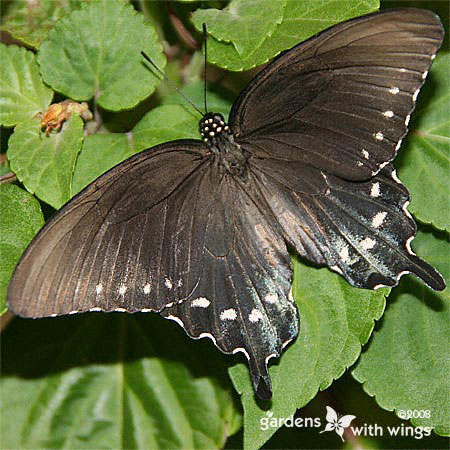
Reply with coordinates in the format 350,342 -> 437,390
7,8 -> 446,400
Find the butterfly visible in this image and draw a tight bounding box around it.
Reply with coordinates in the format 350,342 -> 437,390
7,8 -> 445,400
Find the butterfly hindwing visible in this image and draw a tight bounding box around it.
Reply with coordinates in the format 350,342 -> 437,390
251,162 -> 445,290
161,169 -> 298,399
231,8 -> 444,181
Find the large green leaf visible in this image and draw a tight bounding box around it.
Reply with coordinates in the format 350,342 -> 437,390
396,52 -> 450,232
192,0 -> 286,58
7,116 -> 84,209
0,185 -> 44,314
353,229 -> 449,436
192,0 -> 379,70
0,313 -> 241,448
37,0 -> 165,111
0,0 -> 87,49
0,44 -> 53,127
229,261 -> 388,449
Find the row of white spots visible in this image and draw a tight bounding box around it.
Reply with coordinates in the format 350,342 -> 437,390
249,309 -> 264,323
265,292 -> 279,304
360,237 -> 376,250
165,277 -> 183,290
374,131 -> 384,141
370,182 -> 380,198
164,278 -> 172,289
339,245 -> 350,263
218,307 -> 264,323
191,297 -> 210,308
371,211 -> 387,228
220,308 -> 237,320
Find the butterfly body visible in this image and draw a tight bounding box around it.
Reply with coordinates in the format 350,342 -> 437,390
7,9 -> 445,400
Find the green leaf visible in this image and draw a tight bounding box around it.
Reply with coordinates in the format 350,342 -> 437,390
353,229 -> 449,436
0,44 -> 53,127
162,81 -> 234,119
0,0 -> 86,49
71,133 -> 132,196
0,313 -> 241,448
132,104 -> 200,149
193,0 -> 379,70
37,0 -> 165,111
192,0 -> 286,58
396,52 -> 450,232
0,185 -> 44,314
7,116 -> 84,209
229,260 -> 387,449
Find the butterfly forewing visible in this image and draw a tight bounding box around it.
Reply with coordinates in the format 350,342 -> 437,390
231,8 -> 444,181
7,141 -> 213,317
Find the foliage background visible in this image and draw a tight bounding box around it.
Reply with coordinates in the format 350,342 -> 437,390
0,0 -> 448,449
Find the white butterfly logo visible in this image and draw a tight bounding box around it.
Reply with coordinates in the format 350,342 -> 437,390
320,406 -> 356,442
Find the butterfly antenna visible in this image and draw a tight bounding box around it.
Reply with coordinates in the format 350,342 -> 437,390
140,51 -> 204,118
203,23 -> 208,114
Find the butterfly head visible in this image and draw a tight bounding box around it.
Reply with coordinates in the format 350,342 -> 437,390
199,113 -> 231,145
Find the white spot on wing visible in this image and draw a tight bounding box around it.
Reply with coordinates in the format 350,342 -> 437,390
164,278 -> 173,289
141,308 -> 153,312
265,353 -> 277,364
232,347 -> 250,360
357,161 -> 363,166
118,284 -> 127,295
375,132 -> 384,141
402,199 -> 413,219
177,280 -> 183,287
412,88 -> 420,102
265,292 -> 279,304
191,297 -> 210,308
89,307 -> 102,312
405,236 -> 416,255
422,70 -> 429,80
360,237 -> 376,250
339,245 -> 350,262
330,265 -> 343,275
391,169 -> 402,184
249,309 -> 264,323
198,332 -> 217,345
370,182 -> 380,198
114,308 -> 127,313
371,211 -> 387,228
405,114 -> 411,127
288,287 -> 294,302
166,314 -> 184,328
220,308 -> 237,321
143,283 -> 151,294
361,149 -> 369,159
383,110 -> 394,118
282,337 -> 294,349
96,283 -> 103,294
389,87 -> 400,95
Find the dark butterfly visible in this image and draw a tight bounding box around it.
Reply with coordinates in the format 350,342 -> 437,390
7,8 -> 445,400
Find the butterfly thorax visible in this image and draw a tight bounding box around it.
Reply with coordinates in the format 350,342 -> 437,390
200,112 -> 248,178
